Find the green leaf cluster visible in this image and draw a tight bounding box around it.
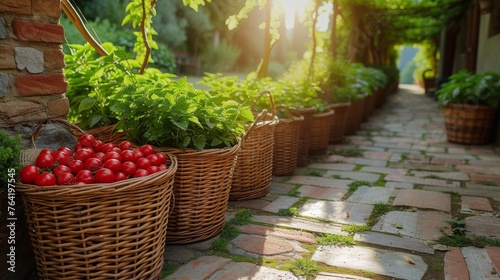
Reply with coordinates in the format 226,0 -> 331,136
436,70 -> 500,108
0,131 -> 21,188
112,73 -> 253,150
64,43 -> 139,129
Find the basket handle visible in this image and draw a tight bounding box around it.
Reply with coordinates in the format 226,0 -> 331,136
30,118 -> 86,148
250,89 -> 276,119
276,105 -> 302,120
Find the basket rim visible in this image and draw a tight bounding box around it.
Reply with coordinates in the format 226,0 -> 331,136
330,102 -> 351,108
442,103 -> 498,111
157,139 -> 241,157
313,108 -> 335,118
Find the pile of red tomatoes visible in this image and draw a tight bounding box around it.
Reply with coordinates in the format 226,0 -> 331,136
20,134 -> 169,186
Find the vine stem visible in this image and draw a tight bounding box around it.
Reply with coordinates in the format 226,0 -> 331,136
139,0 -> 154,74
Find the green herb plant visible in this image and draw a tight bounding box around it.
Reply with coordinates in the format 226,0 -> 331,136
0,131 -> 21,188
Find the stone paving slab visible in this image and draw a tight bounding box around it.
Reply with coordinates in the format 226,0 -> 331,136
486,246 -> 500,275
214,262 -> 301,280
346,186 -> 392,204
392,189 -> 451,212
270,182 -> 297,195
314,273 -> 372,280
460,196 -> 494,213
324,155 -> 388,167
286,176 -> 352,189
164,245 -> 195,263
444,247 -> 469,280
359,166 -> 407,176
251,215 -> 348,236
372,211 -> 450,241
229,198 -> 271,211
385,174 -> 460,188
165,256 -> 232,280
324,171 -> 381,183
312,245 -> 428,280
388,162 -> 457,172
385,181 -> 414,189
308,163 -> 357,171
298,199 -> 374,225
236,224 -> 317,244
297,185 -> 348,200
461,247 -> 500,280
261,196 -> 300,213
465,216 -> 500,239
410,171 -> 470,181
456,165 -> 500,175
231,234 -> 296,256
422,185 -> 500,201
471,174 -> 500,184
354,231 -> 434,254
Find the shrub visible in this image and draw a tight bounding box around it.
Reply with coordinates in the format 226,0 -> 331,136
200,39 -> 242,74
0,131 -> 21,188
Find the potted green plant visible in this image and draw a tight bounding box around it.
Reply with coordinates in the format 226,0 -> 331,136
436,70 -> 500,144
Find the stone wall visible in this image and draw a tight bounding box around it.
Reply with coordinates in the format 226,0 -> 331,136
0,0 -> 69,130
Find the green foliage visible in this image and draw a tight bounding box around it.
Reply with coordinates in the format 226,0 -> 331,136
342,224 -> 371,234
64,43 -> 138,129
112,73 -> 253,150
348,181 -> 371,192
0,131 -> 21,188
278,207 -> 299,217
316,233 -> 356,246
437,70 -> 500,108
368,203 -> 394,226
200,39 -> 241,73
438,235 -> 473,247
231,209 -> 253,225
290,258 -> 319,279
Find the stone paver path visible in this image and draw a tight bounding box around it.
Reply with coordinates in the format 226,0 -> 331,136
161,85 -> 500,280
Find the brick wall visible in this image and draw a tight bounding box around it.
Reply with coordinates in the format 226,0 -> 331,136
0,0 -> 69,128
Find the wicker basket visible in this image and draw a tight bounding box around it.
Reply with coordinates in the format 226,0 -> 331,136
345,97 -> 365,135
374,88 -> 386,109
362,93 -> 374,121
230,92 -> 279,201
273,107 -> 304,176
442,104 -> 498,145
157,142 -> 240,244
309,108 -> 335,155
17,154 -> 177,280
329,102 -> 351,143
291,107 -> 316,167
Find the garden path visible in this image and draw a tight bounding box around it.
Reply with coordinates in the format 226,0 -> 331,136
162,84 -> 500,280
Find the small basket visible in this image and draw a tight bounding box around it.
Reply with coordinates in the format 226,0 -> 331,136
291,107 -> 316,167
442,104 -> 498,145
230,91 -> 279,201
17,154 -> 177,279
157,142 -> 240,244
309,108 -> 335,155
345,97 -> 365,135
272,106 -> 304,176
329,102 -> 351,143
362,93 -> 374,121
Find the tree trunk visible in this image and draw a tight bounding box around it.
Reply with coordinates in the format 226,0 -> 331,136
257,0 -> 273,79
330,0 -> 338,58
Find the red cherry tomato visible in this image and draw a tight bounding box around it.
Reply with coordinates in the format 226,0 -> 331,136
38,148 -> 54,157
20,165 -> 39,184
92,140 -> 103,152
134,169 -> 149,178
156,152 -> 167,165
57,172 -> 75,185
79,134 -> 96,148
74,148 -> 94,162
104,151 -> 121,162
146,154 -> 161,166
68,160 -> 84,174
36,153 -> 55,169
147,166 -> 159,174
114,172 -> 128,182
57,146 -> 72,156
120,150 -> 135,162
119,141 -> 133,151
75,170 -> 94,184
34,172 -> 56,186
133,149 -> 144,162
158,164 -> 169,171
93,152 -> 106,162
104,159 -> 122,173
101,143 -> 116,153
136,158 -> 151,170
84,158 -> 103,172
53,150 -> 71,166
139,144 -> 155,156
95,168 -> 115,183
121,161 -> 137,176
53,165 -> 71,177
